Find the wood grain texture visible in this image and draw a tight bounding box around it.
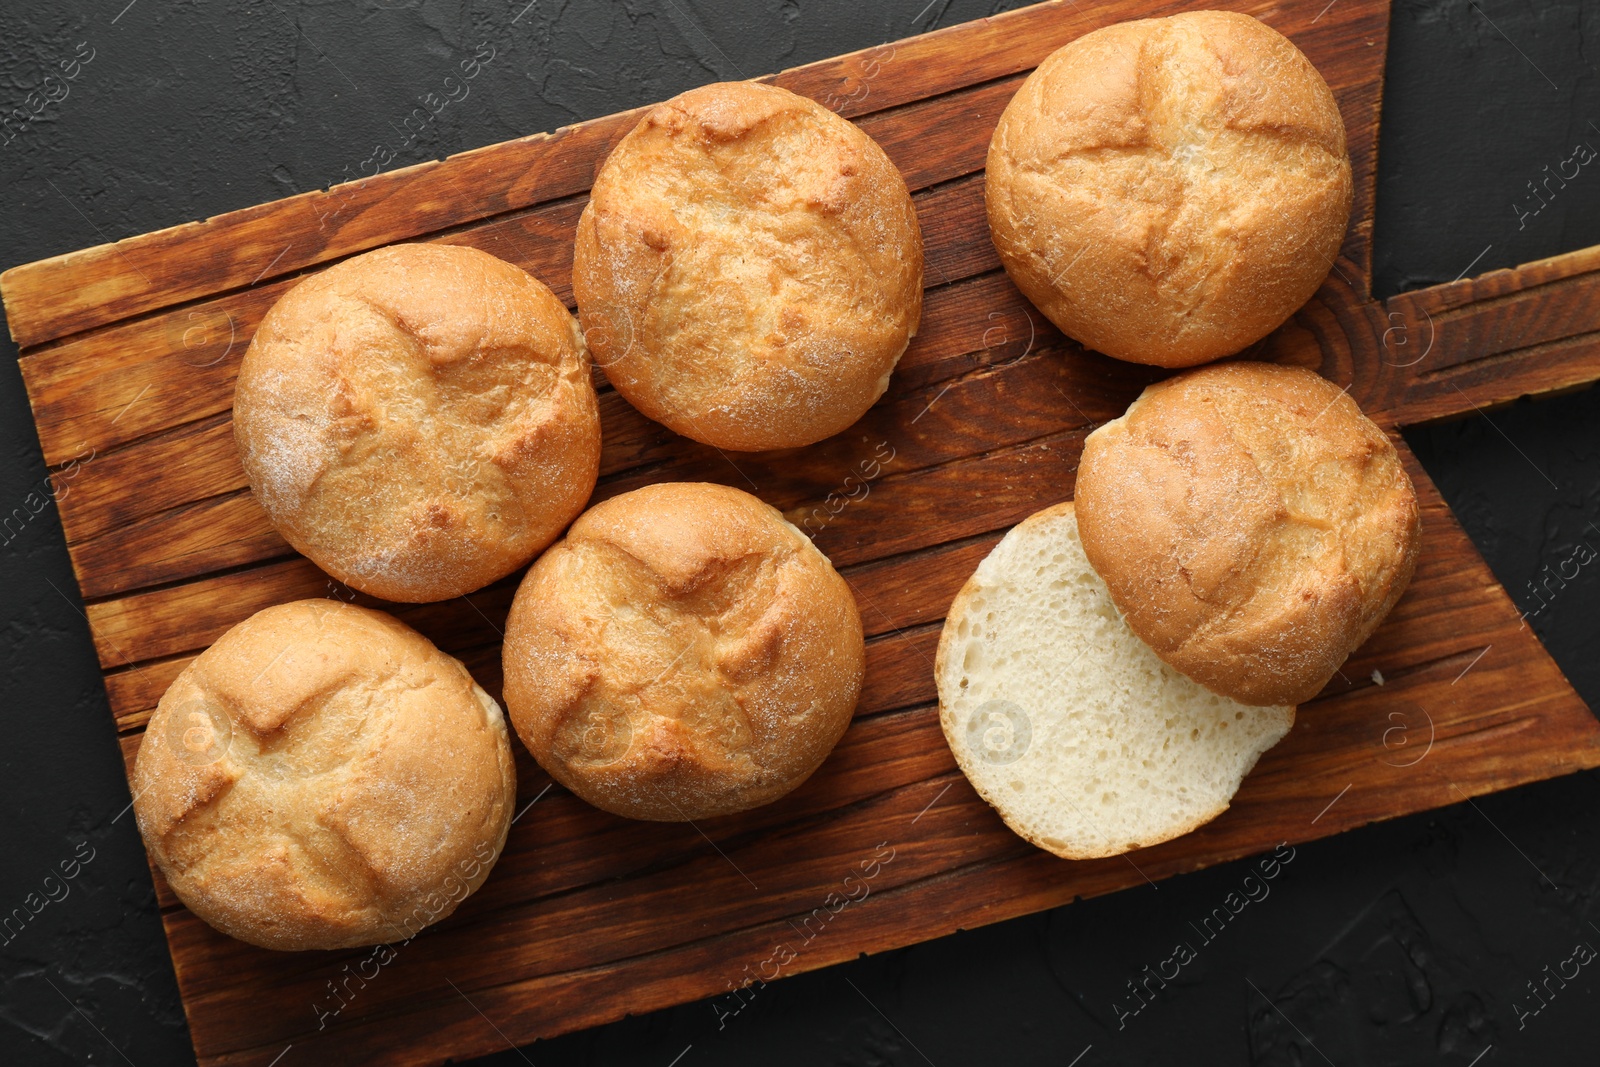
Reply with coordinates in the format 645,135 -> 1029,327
5,2 -> 1599,1066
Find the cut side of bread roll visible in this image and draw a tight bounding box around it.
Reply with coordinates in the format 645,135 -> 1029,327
935,502 -> 1294,859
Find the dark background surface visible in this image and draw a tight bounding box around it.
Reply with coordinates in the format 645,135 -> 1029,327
1,1 -> 1598,1064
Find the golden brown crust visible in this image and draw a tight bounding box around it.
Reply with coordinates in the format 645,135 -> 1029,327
233,243 -> 601,602
1074,362 -> 1421,706
985,11 -> 1352,368
573,81 -> 923,451
502,482 -> 865,820
131,601 -> 517,951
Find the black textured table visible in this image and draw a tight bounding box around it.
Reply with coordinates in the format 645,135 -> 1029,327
2,2 -> 1597,1064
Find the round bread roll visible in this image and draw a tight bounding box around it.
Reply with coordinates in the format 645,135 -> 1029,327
985,11 -> 1353,368
1074,362 -> 1421,707
132,600 -> 516,951
573,80 -> 923,451
234,243 -> 601,603
502,481 -> 865,820
937,501 -> 1294,858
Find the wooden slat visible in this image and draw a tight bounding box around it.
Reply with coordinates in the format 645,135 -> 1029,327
1390,243 -> 1600,314
1378,243 -> 1600,419
1395,332 -> 1600,422
1398,271 -> 1600,373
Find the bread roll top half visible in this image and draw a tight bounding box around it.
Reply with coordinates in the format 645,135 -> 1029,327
1075,362 -> 1420,706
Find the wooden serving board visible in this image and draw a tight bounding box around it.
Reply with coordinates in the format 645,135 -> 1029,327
6,2 -> 1600,1064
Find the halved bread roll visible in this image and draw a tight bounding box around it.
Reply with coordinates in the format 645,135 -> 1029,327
1074,362 -> 1421,707
935,501 -> 1293,858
